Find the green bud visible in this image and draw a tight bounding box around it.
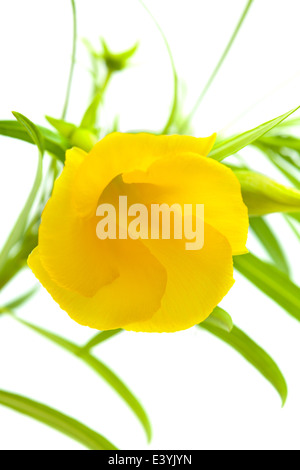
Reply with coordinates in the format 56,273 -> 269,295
235,170 -> 300,216
100,38 -> 139,72
70,128 -> 98,152
46,115 -> 98,152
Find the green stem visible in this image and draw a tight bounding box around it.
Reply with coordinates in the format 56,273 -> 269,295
180,0 -> 254,133
62,0 -> 77,119
102,69 -> 112,94
138,0 -> 178,135
80,69 -> 112,129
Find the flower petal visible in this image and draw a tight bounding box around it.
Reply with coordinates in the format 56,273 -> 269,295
123,222 -> 234,333
28,242 -> 167,330
72,132 -> 216,218
123,154 -> 248,255
38,147 -> 119,297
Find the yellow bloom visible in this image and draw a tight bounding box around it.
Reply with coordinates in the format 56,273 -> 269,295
28,133 -> 248,333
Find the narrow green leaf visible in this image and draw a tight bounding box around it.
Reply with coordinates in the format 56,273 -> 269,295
0,287 -> 38,314
203,306 -> 233,333
288,212 -> 300,224
0,230 -> 38,290
276,116 -> 300,129
61,0 -> 77,120
250,217 -> 290,275
79,353 -> 151,442
180,0 -> 254,133
139,1 -> 178,135
0,114 -> 44,273
46,116 -> 76,139
11,316 -> 151,442
271,157 -> 300,190
0,120 -> 68,161
12,112 -> 45,153
234,252 -> 300,322
81,329 -> 122,353
256,143 -> 300,187
258,135 -> 300,155
285,215 -> 300,242
0,389 -> 117,450
209,106 -> 300,161
198,323 -> 288,406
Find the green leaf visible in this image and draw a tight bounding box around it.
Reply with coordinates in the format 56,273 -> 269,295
288,212 -> 300,224
138,1 -> 178,135
46,116 -> 76,139
0,389 -> 117,450
12,112 -> 45,152
0,287 -> 38,314
0,230 -> 38,290
11,316 -> 151,442
79,354 -> 152,442
285,215 -> 300,242
180,0 -> 254,133
198,323 -> 287,406
0,120 -> 68,161
61,0 -> 77,120
234,252 -> 300,322
81,329 -> 122,353
0,114 -> 44,273
271,157 -> 300,190
258,135 -> 300,155
203,306 -> 233,333
209,106 -> 300,161
250,217 -> 290,275
255,143 -> 300,187
276,117 -> 300,129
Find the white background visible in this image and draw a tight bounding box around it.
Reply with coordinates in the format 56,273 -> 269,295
0,0 -> 300,450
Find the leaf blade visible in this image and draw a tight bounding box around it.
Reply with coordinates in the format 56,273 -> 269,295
0,114 -> 44,272
11,316 -> 152,442
198,323 -> 287,406
0,120 -> 68,161
203,306 -> 233,332
81,329 -> 122,353
0,389 -> 117,450
250,217 -> 290,275
234,252 -> 300,322
12,112 -> 45,153
0,287 -> 38,313
209,106 -> 300,161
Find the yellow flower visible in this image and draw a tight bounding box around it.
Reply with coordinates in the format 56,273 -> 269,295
28,133 -> 248,333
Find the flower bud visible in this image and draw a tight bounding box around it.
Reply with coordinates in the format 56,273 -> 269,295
101,38 -> 138,72
70,128 -> 98,152
46,116 -> 98,152
235,170 -> 300,216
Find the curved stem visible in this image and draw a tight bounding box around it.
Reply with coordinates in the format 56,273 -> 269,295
61,0 -> 77,119
180,0 -> 254,133
80,69 -> 112,129
139,0 -> 178,135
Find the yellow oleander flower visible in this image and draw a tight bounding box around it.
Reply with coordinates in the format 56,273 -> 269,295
28,133 -> 248,333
